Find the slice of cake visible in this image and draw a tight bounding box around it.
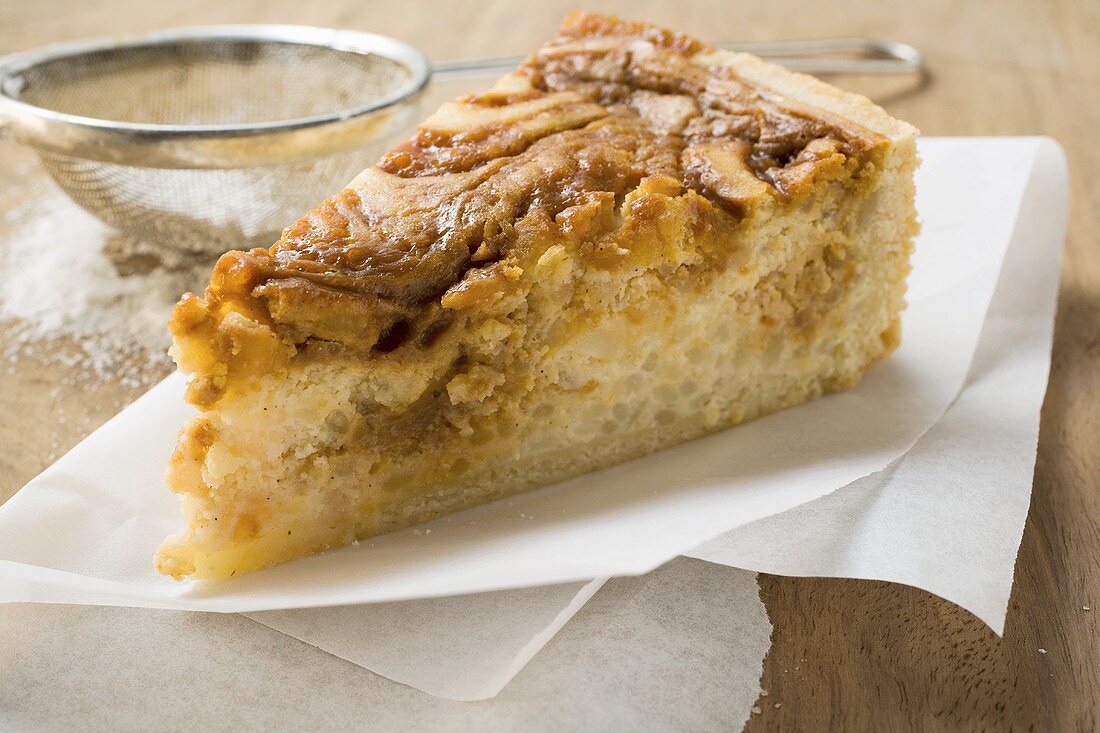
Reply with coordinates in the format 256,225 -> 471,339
156,12 -> 918,580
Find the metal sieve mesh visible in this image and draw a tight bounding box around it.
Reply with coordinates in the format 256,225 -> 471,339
36,150 -> 378,251
0,27 -> 429,252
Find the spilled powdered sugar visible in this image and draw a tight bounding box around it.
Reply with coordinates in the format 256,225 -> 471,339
0,190 -> 214,388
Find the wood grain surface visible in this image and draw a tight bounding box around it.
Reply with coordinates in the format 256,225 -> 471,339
1,1 -> 1096,730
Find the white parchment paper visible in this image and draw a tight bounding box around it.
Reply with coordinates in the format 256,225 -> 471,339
0,137 -> 1067,700
247,577 -> 608,700
0,560 -> 772,729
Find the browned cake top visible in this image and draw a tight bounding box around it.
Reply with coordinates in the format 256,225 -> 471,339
179,11 -> 898,363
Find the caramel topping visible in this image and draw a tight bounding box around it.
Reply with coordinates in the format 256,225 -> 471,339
187,11 -> 888,358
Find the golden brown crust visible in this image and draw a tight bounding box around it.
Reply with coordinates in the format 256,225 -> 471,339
173,12 -> 909,408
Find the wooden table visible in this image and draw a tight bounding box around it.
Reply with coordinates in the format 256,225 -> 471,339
1,1 -> 1096,730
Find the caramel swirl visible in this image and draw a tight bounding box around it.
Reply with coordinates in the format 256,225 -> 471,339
192,11 -> 886,350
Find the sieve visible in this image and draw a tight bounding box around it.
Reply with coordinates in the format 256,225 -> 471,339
0,27 -> 922,253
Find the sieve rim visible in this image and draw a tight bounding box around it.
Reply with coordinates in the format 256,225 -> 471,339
0,25 -> 431,168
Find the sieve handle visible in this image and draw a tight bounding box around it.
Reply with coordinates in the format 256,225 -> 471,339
432,37 -> 923,77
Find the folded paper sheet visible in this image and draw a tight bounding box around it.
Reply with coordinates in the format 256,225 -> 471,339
247,577 -> 609,700
0,138 -> 1067,698
0,561 -> 771,726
